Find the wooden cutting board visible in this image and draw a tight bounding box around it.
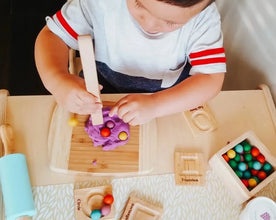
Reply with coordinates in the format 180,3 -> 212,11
48,100 -> 156,175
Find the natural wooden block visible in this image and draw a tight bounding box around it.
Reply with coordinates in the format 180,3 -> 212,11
174,152 -> 205,186
209,131 -> 276,204
183,104 -> 217,135
74,185 -> 115,220
120,194 -> 163,220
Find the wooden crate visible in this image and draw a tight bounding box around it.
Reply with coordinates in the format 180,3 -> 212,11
209,131 -> 276,204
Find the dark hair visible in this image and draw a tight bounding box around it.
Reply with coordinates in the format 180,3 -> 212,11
156,0 -> 215,7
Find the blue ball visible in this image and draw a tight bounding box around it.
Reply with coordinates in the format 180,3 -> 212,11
90,209 -> 101,220
252,161 -> 262,170
238,162 -> 247,172
234,144 -> 244,154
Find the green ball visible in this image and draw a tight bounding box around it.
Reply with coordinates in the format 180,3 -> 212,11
228,160 -> 238,169
263,162 -> 272,171
242,141 -> 252,152
235,170 -> 243,178
243,170 -> 251,179
244,153 -> 253,162
234,154 -> 241,162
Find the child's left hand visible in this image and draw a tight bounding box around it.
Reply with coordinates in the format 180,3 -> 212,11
109,94 -> 157,126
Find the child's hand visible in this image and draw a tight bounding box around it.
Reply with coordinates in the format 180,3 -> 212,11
53,74 -> 102,115
109,94 -> 157,126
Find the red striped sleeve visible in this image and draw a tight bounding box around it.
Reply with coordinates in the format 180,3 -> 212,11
190,48 -> 225,59
191,57 -> 226,66
56,10 -> 78,40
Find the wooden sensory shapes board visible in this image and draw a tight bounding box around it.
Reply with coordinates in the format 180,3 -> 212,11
74,185 -> 115,220
48,101 -> 140,175
120,194 -> 163,220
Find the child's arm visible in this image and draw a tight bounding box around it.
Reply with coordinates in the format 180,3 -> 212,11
109,72 -> 225,126
34,26 -> 102,114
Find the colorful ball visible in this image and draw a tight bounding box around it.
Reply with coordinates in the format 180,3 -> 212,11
90,209 -> 101,220
247,161 -> 254,169
263,162 -> 272,172
222,154 -> 229,162
227,149 -> 236,159
118,131 -> 128,141
68,117 -> 79,127
251,147 -> 260,157
243,141 -> 252,152
244,153 -> 253,162
241,179 -> 249,187
105,120 -> 115,129
100,127 -> 111,137
234,154 -> 241,162
252,161 -> 262,170
101,205 -> 111,216
235,170 -> 243,178
248,178 -> 257,188
257,171 -> 267,180
234,144 -> 244,154
228,160 -> 238,169
238,162 -> 248,172
251,169 -> 259,176
103,194 -> 114,205
243,170 -> 251,179
256,154 -> 265,164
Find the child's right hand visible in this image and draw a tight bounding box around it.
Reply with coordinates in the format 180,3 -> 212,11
52,73 -> 102,115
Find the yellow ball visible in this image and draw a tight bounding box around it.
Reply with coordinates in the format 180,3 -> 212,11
227,149 -> 236,159
118,131 -> 128,141
248,178 -> 257,188
68,117 -> 78,127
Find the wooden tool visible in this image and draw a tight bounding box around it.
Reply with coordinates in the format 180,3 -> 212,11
78,35 -> 103,125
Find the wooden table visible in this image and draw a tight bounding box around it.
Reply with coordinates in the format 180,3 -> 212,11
1,84 -> 276,219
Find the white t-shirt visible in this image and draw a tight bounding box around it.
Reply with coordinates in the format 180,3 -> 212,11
46,0 -> 226,88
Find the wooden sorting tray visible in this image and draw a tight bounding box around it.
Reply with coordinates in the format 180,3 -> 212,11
209,131 -> 276,204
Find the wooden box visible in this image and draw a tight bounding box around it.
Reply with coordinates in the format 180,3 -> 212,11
209,131 -> 276,204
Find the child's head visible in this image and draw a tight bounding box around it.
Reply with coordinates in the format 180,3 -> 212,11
127,0 -> 212,34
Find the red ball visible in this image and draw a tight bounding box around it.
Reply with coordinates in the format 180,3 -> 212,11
100,127 -> 111,137
251,147 -> 260,157
256,154 -> 265,164
251,169 -> 259,176
257,171 -> 267,180
222,154 -> 229,162
103,194 -> 114,205
241,179 -> 249,187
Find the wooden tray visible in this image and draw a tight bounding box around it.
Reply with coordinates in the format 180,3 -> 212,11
48,99 -> 157,175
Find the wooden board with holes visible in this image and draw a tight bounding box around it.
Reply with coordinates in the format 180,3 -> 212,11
48,98 -> 157,175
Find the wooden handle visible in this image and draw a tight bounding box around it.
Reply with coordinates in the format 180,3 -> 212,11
78,35 -> 104,125
0,124 -> 14,156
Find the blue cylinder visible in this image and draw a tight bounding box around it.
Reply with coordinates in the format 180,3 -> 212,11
0,153 -> 36,220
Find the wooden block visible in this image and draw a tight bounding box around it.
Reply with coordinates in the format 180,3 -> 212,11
209,131 -> 276,204
183,104 -> 217,135
120,194 -> 163,220
74,185 -> 115,220
174,152 -> 205,186
78,35 -> 103,125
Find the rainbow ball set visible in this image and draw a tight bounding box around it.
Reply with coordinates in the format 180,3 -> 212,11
90,194 -> 114,220
222,140 -> 274,190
